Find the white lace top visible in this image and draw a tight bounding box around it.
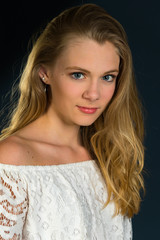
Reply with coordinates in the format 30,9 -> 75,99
0,160 -> 132,240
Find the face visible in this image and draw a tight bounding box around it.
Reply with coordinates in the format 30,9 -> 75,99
41,38 -> 120,127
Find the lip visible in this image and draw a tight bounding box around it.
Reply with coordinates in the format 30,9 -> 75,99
77,105 -> 98,114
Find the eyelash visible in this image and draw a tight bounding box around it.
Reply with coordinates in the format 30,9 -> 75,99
71,72 -> 85,80
71,72 -> 116,82
101,75 -> 116,82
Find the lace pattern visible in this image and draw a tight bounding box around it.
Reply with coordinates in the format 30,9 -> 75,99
0,161 -> 132,240
0,170 -> 28,239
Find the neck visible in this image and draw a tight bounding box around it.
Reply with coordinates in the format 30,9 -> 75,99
38,109 -> 81,148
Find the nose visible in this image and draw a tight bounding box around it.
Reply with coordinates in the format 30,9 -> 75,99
82,80 -> 100,102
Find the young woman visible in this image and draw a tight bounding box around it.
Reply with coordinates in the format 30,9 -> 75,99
0,3 -> 144,239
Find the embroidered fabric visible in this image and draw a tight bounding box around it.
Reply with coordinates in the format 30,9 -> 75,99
0,160 -> 132,240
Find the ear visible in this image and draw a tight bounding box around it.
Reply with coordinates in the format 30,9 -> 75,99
38,65 -> 50,85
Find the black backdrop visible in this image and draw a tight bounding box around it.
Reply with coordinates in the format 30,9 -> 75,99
1,0 -> 159,239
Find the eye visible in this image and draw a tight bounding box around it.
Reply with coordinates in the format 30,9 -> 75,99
102,74 -> 115,82
71,72 -> 85,80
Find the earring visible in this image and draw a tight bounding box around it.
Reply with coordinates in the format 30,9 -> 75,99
41,76 -> 47,92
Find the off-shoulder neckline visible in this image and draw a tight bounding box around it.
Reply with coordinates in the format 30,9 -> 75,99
0,160 -> 96,170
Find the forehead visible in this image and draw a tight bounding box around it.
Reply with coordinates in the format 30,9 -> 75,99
54,38 -> 120,71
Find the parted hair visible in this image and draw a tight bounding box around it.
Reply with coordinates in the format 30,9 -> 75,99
1,4 -> 144,217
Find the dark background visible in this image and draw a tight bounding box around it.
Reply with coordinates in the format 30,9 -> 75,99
1,0 -> 159,239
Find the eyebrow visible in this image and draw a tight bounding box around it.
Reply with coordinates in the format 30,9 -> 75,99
65,66 -> 119,75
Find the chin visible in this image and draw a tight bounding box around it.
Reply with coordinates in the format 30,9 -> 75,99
80,123 -> 94,127
76,119 -> 97,127
73,114 -> 101,127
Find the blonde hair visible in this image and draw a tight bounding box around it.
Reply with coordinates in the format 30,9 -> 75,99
1,4 -> 144,217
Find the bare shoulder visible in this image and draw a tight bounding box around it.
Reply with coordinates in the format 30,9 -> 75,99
0,135 -> 28,165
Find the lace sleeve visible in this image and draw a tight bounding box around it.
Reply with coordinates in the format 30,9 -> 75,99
0,169 -> 28,240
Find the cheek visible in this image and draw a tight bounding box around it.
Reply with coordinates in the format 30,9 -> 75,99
51,79 -> 81,103
60,77 -> 84,98
102,85 -> 116,103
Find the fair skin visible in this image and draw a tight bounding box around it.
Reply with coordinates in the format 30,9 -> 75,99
0,38 -> 120,166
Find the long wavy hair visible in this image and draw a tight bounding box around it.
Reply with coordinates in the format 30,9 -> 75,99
0,4 -> 144,218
